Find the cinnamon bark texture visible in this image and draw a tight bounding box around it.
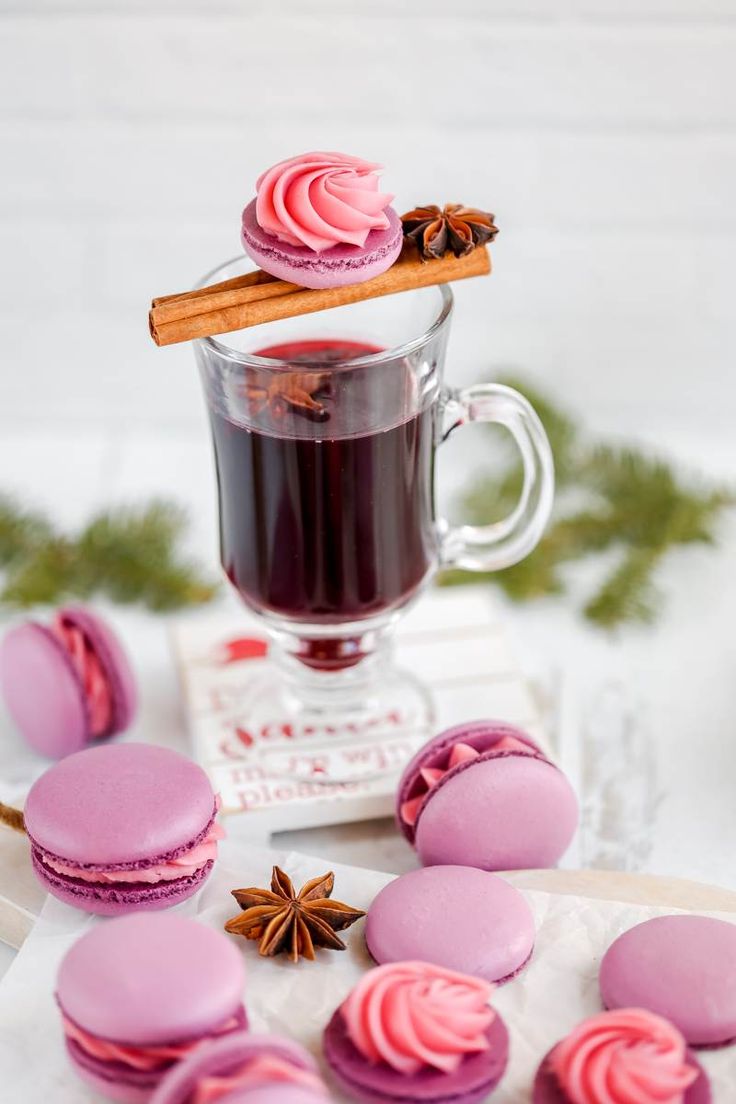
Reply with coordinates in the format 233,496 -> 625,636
149,245 -> 491,347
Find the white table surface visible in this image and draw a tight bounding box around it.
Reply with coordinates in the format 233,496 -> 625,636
1,420 -> 735,977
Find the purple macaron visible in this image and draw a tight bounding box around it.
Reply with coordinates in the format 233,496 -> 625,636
242,200 -> 402,289
532,1009 -> 711,1103
323,960 -> 508,1104
240,151 -> 403,289
57,913 -> 247,1104
23,742 -> 223,914
0,604 -> 137,758
366,865 -> 535,984
150,1032 -> 329,1104
397,720 -> 578,871
600,914 -> 736,1048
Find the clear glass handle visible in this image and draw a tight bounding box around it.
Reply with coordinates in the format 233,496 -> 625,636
439,382 -> 554,571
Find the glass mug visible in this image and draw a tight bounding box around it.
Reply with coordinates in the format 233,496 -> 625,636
195,258 -> 553,752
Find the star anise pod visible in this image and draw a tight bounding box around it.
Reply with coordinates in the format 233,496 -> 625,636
243,372 -> 331,423
224,866 -> 365,963
401,204 -> 499,260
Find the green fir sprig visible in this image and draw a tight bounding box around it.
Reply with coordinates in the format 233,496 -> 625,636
438,377 -> 734,628
0,496 -> 218,612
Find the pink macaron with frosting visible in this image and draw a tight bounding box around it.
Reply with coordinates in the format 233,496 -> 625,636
397,720 -> 578,871
0,604 -> 137,758
24,742 -> 224,914
57,913 -> 248,1103
532,1008 -> 711,1103
150,1032 -> 329,1104
241,151 -> 403,289
323,960 -> 509,1103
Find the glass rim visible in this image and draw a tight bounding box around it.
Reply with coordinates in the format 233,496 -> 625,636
195,256 -> 454,369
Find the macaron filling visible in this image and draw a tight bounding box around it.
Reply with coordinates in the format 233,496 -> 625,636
254,151 -> 394,251
52,613 -> 114,738
30,797 -> 224,890
400,729 -> 541,832
187,1053 -> 328,1103
341,960 -> 495,1074
61,1007 -> 246,1074
546,1009 -> 699,1104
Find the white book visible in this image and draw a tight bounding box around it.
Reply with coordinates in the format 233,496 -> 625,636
170,587 -> 549,836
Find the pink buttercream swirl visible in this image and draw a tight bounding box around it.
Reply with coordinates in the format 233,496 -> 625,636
191,1054 -> 328,1104
255,151 -> 393,252
341,961 -> 495,1075
41,798 -> 224,885
550,1009 -> 698,1104
400,734 -> 532,827
62,1011 -> 241,1073
53,616 -> 112,738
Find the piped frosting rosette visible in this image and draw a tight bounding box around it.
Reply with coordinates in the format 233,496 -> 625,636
549,1009 -> 699,1104
340,960 -> 495,1075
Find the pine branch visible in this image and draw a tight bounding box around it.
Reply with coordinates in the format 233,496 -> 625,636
439,375 -> 735,628
0,497 -> 218,612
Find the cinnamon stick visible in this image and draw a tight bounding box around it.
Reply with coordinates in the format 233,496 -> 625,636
0,802 -> 25,835
149,246 -> 491,347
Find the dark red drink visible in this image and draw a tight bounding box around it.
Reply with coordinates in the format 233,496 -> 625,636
209,339 -> 437,665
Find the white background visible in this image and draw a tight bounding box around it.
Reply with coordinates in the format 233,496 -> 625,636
0,0 -> 734,434
1,3 -> 736,895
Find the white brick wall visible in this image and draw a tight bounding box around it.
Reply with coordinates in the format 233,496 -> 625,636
1,1 -> 734,432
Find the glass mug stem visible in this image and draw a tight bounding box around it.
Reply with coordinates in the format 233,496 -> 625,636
439,383 -> 555,572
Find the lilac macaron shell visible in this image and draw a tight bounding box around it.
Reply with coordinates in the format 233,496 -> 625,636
151,1033 -> 321,1104
366,865 -> 535,984
0,606 -> 136,758
324,1007 -> 509,1104
0,621 -> 91,758
396,719 -> 543,845
24,742 -> 217,914
532,1045 -> 711,1103
241,200 -> 403,289
398,720 -> 577,870
600,915 -> 736,1047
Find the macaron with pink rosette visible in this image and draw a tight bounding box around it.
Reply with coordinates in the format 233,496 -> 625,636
0,604 -> 137,758
150,1031 -> 329,1104
323,960 -> 509,1103
532,1009 -> 711,1104
241,151 -> 403,289
397,720 -> 578,871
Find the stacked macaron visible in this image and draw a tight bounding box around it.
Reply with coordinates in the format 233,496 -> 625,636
397,720 -> 578,871
57,913 -> 247,1103
241,151 -> 403,289
150,1032 -> 329,1104
24,742 -> 223,913
0,605 -> 137,758
323,960 -> 509,1104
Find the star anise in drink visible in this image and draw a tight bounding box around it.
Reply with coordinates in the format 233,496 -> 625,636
401,203 -> 499,260
243,372 -> 331,423
224,866 -> 366,963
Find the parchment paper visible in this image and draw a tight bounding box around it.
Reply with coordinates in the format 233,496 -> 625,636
0,839 -> 734,1101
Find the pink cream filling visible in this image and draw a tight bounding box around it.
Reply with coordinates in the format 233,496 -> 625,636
191,1054 -> 328,1103
62,1012 -> 242,1073
400,735 -> 533,827
53,616 -> 113,737
550,1008 -> 698,1104
342,961 -> 496,1075
41,799 -> 225,885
